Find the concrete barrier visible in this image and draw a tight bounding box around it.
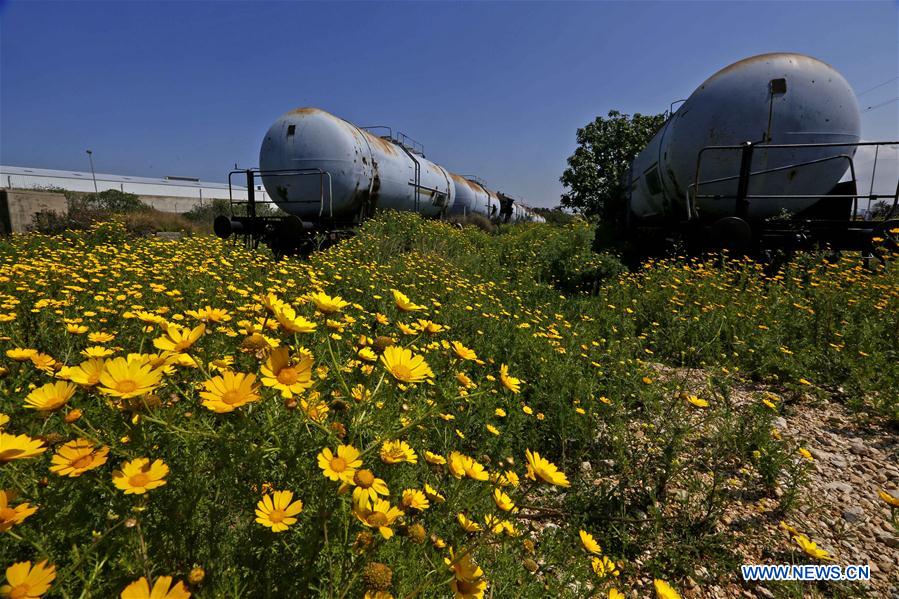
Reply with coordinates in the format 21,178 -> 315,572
0,189 -> 68,234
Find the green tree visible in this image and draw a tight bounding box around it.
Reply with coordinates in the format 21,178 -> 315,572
532,206 -> 575,226
560,110 -> 666,220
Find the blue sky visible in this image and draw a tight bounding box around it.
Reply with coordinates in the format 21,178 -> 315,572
1,1 -> 896,207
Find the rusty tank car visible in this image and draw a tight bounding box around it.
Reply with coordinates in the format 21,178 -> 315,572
616,53 -> 898,257
215,108 -> 543,255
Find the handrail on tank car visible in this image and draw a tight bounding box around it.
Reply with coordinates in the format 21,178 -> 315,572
227,168 -> 334,219
686,140 -> 899,220
360,126 -> 425,156
361,126 -> 393,139
395,132 -> 425,156
460,175 -> 489,187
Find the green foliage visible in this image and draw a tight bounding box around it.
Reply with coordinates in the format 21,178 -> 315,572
0,212 -> 894,597
182,199 -> 285,224
183,198 -> 232,223
532,206 -> 576,226
66,189 -> 150,214
560,110 -> 666,220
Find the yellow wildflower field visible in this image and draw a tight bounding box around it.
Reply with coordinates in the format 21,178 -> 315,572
0,214 -> 896,597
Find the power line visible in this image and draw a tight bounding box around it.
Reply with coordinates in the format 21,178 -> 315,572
856,76 -> 899,98
862,96 -> 899,112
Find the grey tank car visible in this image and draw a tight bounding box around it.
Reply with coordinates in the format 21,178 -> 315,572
215,108 -> 543,255
614,53 -> 897,257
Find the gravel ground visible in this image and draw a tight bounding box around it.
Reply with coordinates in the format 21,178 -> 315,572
682,374 -> 898,598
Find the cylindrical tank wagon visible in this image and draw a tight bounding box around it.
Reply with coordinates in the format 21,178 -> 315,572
620,52 -> 897,255
260,108 -> 457,222
216,108 -> 543,254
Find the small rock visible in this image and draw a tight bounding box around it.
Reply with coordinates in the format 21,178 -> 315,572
825,482 -> 853,494
842,506 -> 864,523
848,440 -> 867,455
754,586 -> 775,599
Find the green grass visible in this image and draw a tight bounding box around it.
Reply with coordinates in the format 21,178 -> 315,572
0,213 -> 895,597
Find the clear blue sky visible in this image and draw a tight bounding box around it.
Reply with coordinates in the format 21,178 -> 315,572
1,1 -> 896,207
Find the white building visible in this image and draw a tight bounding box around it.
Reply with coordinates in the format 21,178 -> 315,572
0,165 -> 272,210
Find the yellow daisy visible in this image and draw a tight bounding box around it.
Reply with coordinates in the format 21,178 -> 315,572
424,451 -> 446,465
0,489 -> 38,532
451,341 -> 478,361
111,458 -> 169,495
255,490 -> 303,532
200,372 -> 260,413
87,332 -> 115,343
317,445 -> 362,483
685,394 -> 708,408
391,289 -> 427,312
58,358 -> 105,387
448,451 -> 489,481
793,534 -> 834,560
24,381 -> 76,412
354,497 -> 403,538
259,347 -> 313,398
49,439 -> 109,477
579,529 -> 601,554
499,364 -> 522,393
380,346 -> 433,384
119,576 -> 191,599
0,433 -> 47,463
350,469 -> 389,504
380,440 -> 417,464
878,489 -> 899,507
272,302 -> 317,334
423,483 -> 445,503
153,323 -> 205,353
29,353 -> 56,372
457,512 -> 482,533
97,356 -> 163,399
525,449 -> 570,487
357,347 -> 378,362
81,346 -> 114,358
5,348 -> 37,362
492,488 -> 516,512
591,555 -> 619,578
654,579 -> 681,599
307,291 -> 349,314
185,306 -> 231,323
400,488 -> 429,511
0,561 -> 56,599
414,319 -> 446,335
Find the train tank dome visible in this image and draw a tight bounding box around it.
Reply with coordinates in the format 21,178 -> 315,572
629,53 -> 861,222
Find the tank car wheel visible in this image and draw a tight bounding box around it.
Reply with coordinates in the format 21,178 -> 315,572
709,217 -> 753,254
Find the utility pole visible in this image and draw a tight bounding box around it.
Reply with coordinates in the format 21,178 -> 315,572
86,149 -> 98,192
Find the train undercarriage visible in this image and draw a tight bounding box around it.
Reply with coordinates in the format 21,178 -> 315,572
613,140 -> 899,265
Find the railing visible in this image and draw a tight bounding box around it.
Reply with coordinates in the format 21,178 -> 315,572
360,126 -> 425,156
460,175 -> 489,187
395,132 -> 424,156
686,140 -> 899,221
227,168 -> 333,219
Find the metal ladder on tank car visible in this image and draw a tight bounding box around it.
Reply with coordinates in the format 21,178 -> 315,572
363,127 -> 441,214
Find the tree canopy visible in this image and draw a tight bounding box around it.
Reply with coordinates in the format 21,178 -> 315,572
560,110 -> 666,220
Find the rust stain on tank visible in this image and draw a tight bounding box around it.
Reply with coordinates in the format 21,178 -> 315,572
705,53 -> 833,83
361,131 -> 399,156
288,107 -> 322,116
450,174 -> 485,194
